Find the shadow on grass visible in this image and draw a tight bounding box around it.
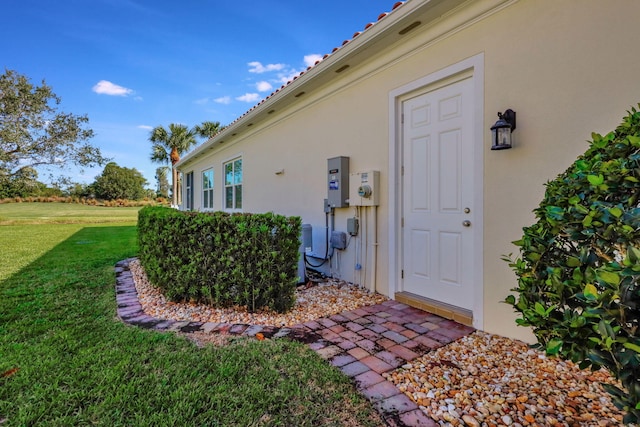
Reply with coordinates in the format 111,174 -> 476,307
0,225 -> 385,427
0,225 -> 138,333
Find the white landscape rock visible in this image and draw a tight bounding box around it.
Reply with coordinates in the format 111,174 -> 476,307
383,331 -> 631,426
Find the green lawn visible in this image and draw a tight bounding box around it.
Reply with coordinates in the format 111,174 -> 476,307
0,202 -> 141,225
0,203 -> 383,426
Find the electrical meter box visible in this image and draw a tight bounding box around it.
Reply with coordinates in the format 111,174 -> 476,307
349,170 -> 380,206
327,156 -> 349,208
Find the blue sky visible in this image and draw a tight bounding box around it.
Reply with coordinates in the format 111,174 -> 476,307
3,0 -> 393,188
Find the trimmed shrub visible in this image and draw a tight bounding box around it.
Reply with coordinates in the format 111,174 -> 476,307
505,105 -> 640,423
137,206 -> 301,313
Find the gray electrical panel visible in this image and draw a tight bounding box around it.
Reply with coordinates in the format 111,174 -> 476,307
330,231 -> 347,250
327,156 -> 349,208
301,223 -> 313,253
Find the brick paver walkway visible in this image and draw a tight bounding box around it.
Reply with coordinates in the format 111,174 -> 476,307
115,258 -> 474,427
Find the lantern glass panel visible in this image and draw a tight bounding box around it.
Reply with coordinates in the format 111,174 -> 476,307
498,127 -> 511,147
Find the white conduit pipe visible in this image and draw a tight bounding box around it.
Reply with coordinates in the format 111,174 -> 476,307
370,205 -> 379,293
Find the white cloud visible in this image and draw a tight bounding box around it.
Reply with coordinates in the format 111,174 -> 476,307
194,97 -> 210,105
270,54 -> 326,86
278,69 -> 303,85
137,125 -> 153,130
92,80 -> 133,96
214,96 -> 232,105
256,81 -> 273,92
248,61 -> 285,74
304,54 -> 323,67
236,93 -> 260,103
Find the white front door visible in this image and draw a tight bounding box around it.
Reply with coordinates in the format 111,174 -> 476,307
401,76 -> 475,310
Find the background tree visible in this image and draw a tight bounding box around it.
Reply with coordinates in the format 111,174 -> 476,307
0,69 -> 108,188
92,162 -> 148,201
155,166 -> 170,198
66,182 -> 91,199
0,167 -> 67,199
194,120 -> 222,140
0,166 -> 42,198
149,124 -> 197,206
144,188 -> 157,200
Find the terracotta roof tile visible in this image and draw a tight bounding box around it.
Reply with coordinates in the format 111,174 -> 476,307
220,1 -> 406,132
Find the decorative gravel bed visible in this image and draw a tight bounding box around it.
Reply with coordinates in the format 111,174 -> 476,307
129,259 -> 388,327
129,259 -> 632,426
385,331 -> 630,427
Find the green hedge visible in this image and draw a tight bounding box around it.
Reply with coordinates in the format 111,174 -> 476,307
137,206 -> 301,313
505,105 -> 640,423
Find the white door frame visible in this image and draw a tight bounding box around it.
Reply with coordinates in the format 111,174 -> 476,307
388,53 -> 484,329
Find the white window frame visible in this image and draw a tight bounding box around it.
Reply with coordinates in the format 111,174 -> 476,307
202,168 -> 214,210
223,156 -> 243,212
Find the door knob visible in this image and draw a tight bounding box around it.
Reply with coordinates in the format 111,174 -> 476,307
462,220 -> 471,227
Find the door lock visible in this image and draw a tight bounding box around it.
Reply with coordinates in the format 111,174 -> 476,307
464,207 -> 471,213
462,220 -> 471,227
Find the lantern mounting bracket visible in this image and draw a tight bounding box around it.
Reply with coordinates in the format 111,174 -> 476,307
500,109 -> 516,131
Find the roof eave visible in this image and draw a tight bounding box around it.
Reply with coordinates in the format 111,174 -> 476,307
177,0 -> 464,169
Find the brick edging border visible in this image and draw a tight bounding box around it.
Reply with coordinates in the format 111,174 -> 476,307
115,258 -> 474,427
115,258 -> 315,341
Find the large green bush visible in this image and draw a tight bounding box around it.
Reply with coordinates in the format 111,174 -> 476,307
505,106 -> 640,423
138,206 -> 301,313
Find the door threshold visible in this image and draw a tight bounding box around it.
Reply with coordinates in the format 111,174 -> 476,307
394,292 -> 473,326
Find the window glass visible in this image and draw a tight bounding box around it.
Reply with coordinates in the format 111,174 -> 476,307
225,162 -> 233,186
203,170 -> 213,190
185,171 -> 194,210
235,185 -> 242,209
234,159 -> 242,184
225,187 -> 233,209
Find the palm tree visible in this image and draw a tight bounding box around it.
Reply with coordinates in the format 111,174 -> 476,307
154,166 -> 170,198
149,124 -> 197,207
194,120 -> 222,140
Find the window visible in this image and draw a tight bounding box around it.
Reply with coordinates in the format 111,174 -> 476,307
224,157 -> 242,210
185,171 -> 194,211
202,169 -> 214,209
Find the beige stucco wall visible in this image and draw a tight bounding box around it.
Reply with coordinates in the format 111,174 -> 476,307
474,0 -> 640,339
179,0 -> 640,341
187,72 -> 392,287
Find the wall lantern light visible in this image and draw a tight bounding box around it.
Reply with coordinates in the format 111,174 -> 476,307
490,109 -> 516,150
